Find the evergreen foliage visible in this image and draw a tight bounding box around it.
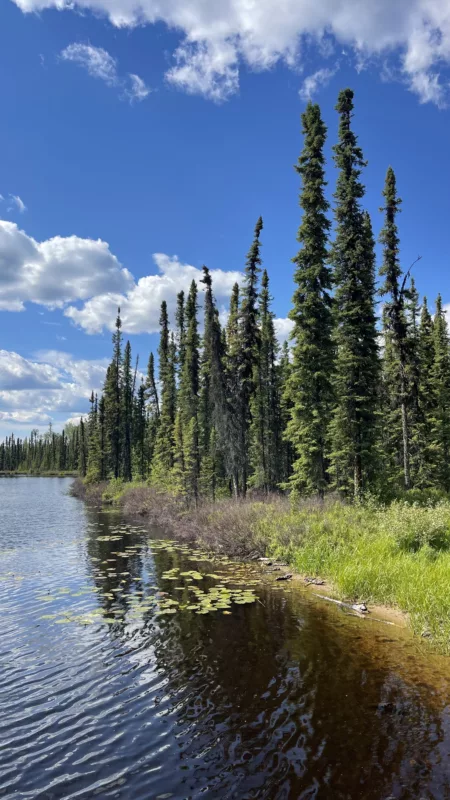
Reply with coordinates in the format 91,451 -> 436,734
284,102 -> 333,497
329,89 -> 379,499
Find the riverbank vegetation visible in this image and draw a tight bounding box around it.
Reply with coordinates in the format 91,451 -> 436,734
4,89 -> 450,645
73,477 -> 450,650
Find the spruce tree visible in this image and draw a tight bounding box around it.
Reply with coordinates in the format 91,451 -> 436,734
79,417 -> 87,478
225,282 -> 244,496
122,340 -> 133,482
177,280 -> 200,504
238,217 -> 263,494
199,266 -> 225,500
249,270 -> 281,491
151,303 -> 176,486
284,102 -> 333,497
329,90 -> 380,498
279,340 -> 294,484
86,391 -> 102,482
98,395 -> 106,480
430,296 -> 450,490
133,380 -> 147,479
176,290 -> 186,375
405,278 -> 421,483
379,166 -> 411,489
103,309 -> 123,478
145,351 -> 160,470
415,298 -> 435,486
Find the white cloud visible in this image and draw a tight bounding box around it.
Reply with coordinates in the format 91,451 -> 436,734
61,43 -> 118,84
0,349 -> 62,390
299,65 -> 339,101
0,218 -> 242,334
64,413 -> 85,426
126,73 -> 152,102
0,220 -> 133,311
0,410 -> 52,425
12,0 -> 450,105
60,43 -> 151,102
65,253 -> 243,334
0,349 -> 109,428
274,317 -> 294,346
9,195 -> 27,213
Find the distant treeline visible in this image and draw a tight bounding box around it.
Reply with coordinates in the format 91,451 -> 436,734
3,88 -> 450,501
0,425 -> 80,474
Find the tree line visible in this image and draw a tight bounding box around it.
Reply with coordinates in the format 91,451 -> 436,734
3,89 -> 450,501
0,425 -> 80,473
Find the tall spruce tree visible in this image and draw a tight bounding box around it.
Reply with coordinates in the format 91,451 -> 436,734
379,166 -> 411,489
145,351 -> 160,469
406,278 -> 422,483
199,266 -> 225,500
430,295 -> 450,490
249,269 -> 282,491
98,395 -> 106,480
413,298 -> 435,486
86,391 -> 101,482
279,340 -> 294,484
225,283 -> 244,496
103,309 -> 123,478
329,90 -> 380,498
79,417 -> 87,478
238,217 -> 263,495
133,381 -> 147,479
178,281 -> 200,504
122,340 -> 133,482
176,290 -> 186,375
152,303 -> 176,485
284,102 -> 333,497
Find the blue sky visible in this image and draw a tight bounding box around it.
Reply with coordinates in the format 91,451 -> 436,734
1,0 -> 450,438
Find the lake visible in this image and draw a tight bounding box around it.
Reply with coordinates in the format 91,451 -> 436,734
1,477 -> 450,799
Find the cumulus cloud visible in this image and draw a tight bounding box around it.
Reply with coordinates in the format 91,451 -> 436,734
0,349 -> 109,428
60,43 -> 151,102
0,218 -> 243,334
0,410 -> 52,425
0,220 -> 133,311
299,65 -> 339,101
65,253 -> 243,334
12,0 -> 450,105
0,350 -> 62,390
274,317 -> 294,347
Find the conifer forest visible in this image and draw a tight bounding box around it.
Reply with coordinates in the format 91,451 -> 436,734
2,89 -> 450,503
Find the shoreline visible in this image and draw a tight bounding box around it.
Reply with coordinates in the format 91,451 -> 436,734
72,478 -> 415,637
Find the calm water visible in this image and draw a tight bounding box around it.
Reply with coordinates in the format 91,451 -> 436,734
1,478 -> 450,799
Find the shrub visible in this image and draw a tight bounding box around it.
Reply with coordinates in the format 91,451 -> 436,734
377,501 -> 450,552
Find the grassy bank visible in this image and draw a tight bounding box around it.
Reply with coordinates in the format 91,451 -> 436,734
73,478 -> 450,651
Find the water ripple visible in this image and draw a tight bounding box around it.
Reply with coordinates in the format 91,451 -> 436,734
1,477 -> 450,799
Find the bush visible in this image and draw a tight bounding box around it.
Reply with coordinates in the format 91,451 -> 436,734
101,477 -> 125,504
377,501 -> 450,552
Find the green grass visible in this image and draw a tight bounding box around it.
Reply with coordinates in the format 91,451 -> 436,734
255,499 -> 450,651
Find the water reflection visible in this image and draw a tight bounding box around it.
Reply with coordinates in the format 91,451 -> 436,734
1,477 -> 450,800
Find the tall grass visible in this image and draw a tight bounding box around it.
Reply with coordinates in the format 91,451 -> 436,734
255,499 -> 450,649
